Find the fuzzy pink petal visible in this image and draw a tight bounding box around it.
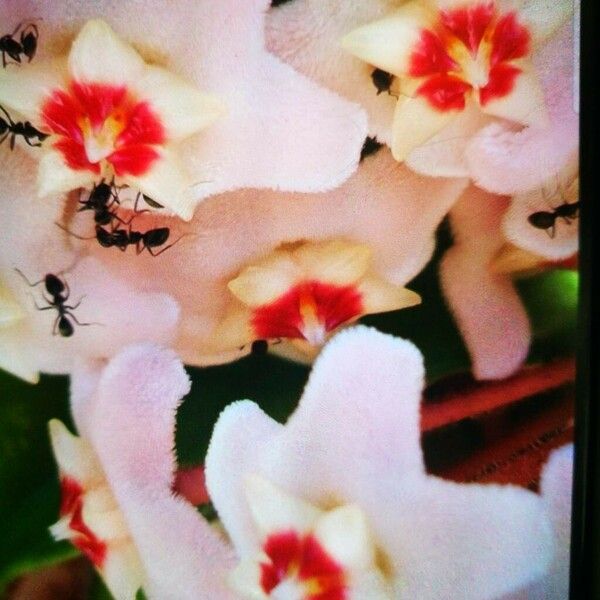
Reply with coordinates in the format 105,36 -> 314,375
4,0 -> 367,200
466,19 -> 578,194
266,0 -> 399,146
78,152 -> 466,365
205,401 -> 282,556
440,186 -> 530,380
86,344 -> 236,599
378,477 -> 553,600
0,147 -> 73,275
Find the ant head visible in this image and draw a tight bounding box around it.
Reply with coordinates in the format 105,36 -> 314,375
250,339 -> 269,355
58,316 -> 74,337
44,274 -> 65,296
19,23 -> 39,61
90,182 -> 113,205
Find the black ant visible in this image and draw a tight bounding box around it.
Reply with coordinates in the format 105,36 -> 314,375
59,219 -> 178,257
0,104 -> 48,149
238,338 -> 282,354
527,201 -> 580,238
14,268 -> 95,337
371,68 -> 394,95
77,181 -> 122,226
1,21 -> 39,68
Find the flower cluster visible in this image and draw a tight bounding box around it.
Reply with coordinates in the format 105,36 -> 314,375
0,0 -> 578,598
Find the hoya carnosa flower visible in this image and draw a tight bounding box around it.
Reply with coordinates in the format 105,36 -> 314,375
340,0 -> 569,162
212,240 -> 421,356
0,19 -> 223,220
48,419 -> 145,599
206,326 -> 555,599
229,476 -> 392,599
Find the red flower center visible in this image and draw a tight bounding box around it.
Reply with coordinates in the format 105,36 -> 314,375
59,476 -> 107,567
251,281 -> 364,344
260,531 -> 347,599
408,1 -> 530,110
41,82 -> 165,177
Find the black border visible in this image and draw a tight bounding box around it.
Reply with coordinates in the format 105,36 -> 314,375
570,0 -> 598,597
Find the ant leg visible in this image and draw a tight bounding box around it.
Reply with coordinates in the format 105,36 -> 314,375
23,136 -> 42,147
30,295 -> 54,311
545,224 -> 557,239
14,268 -> 44,287
146,235 -> 184,257
52,315 -> 60,336
0,131 -> 9,146
64,296 -> 86,311
132,192 -> 150,215
66,311 -> 103,327
10,132 -> 16,150
55,221 -> 96,240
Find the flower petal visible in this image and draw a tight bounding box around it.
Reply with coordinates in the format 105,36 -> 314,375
206,401 -> 283,555
245,474 -> 322,538
391,95 -> 456,162
480,66 -> 547,127
37,149 -> 97,198
86,345 -> 236,599
102,545 -> 146,600
313,505 -> 376,573
340,2 -> 435,77
0,323 -> 39,383
520,0 -> 572,43
378,477 -> 553,599
294,240 -> 371,285
68,19 -> 145,86
440,187 -> 531,379
228,559 -> 268,600
48,419 -> 104,486
124,148 -> 195,220
134,65 -> 225,141
228,254 -> 300,307
0,59 -> 67,122
209,307 -> 255,352
358,277 -> 421,314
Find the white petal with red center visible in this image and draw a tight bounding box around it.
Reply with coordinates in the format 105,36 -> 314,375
68,20 -> 145,86
228,255 -> 300,307
358,277 -> 421,314
0,59 -> 67,122
124,147 -> 195,220
37,149 -> 97,198
341,2 -> 435,77
134,65 -> 225,141
480,66 -> 547,126
245,474 -> 322,538
295,240 -> 371,285
391,95 -> 456,162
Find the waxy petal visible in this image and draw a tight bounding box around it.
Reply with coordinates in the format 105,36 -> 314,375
519,0 -> 572,43
37,148 -> 97,198
245,475 -> 322,539
0,59 -> 66,122
340,2 -> 434,77
135,66 -> 224,141
0,322 -> 40,384
123,147 -> 195,220
228,254 -> 300,308
69,19 -> 145,86
358,277 -> 421,314
391,95 -> 456,162
295,240 -> 372,285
